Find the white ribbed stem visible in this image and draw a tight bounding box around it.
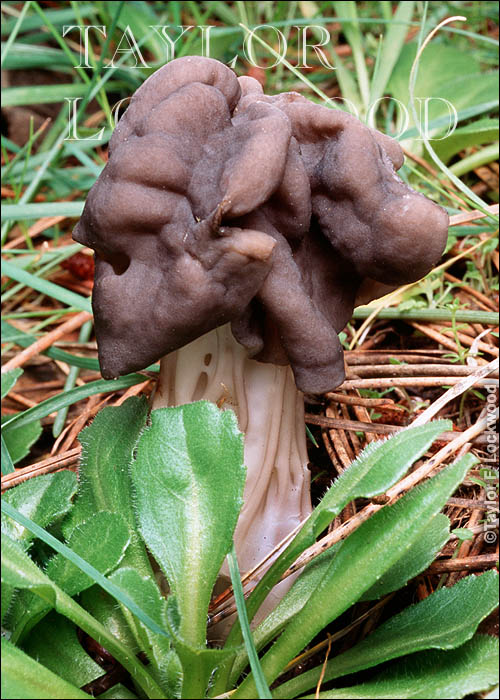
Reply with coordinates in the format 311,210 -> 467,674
152,324 -> 312,627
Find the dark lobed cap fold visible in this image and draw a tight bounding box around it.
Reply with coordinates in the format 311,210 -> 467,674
74,56 -> 449,393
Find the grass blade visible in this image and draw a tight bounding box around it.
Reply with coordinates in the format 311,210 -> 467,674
1,434 -> 15,475
333,2 -> 370,109
228,544 -> 272,700
1,201 -> 85,220
1,500 -> 169,640
2,81 -> 124,107
0,1 -> 32,68
2,259 -> 91,312
369,1 -> 415,116
1,374 -> 149,433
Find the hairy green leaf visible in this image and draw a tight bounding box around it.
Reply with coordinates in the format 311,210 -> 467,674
1,472 -> 77,547
164,594 -> 235,698
1,368 -> 23,399
9,512 -> 130,642
361,512 -> 450,600
67,397 -> 151,574
1,636 -> 90,699
109,567 -> 179,696
2,417 -> 42,465
1,533 -> 164,699
308,636 -> 499,699
227,420 -> 451,652
233,455 -> 474,697
132,402 -> 245,648
22,613 -> 103,688
276,570 -> 498,698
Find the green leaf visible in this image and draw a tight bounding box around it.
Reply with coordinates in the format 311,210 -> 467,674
1,42 -> 74,70
452,527 -> 475,542
132,402 -> 246,648
2,417 -> 42,465
1,6 -> 96,36
48,511 -> 130,589
230,546 -> 341,685
369,1 -> 415,108
433,118 -> 500,163
9,511 -> 131,642
67,397 -> 151,575
361,512 -> 450,600
1,434 -> 15,476
388,42 -> 499,142
276,570 -> 499,698
116,1 -> 165,61
230,420 -> 451,645
233,513 -> 449,688
22,613 -> 103,688
233,455 -> 474,697
332,1 -> 370,108
1,637 -> 90,699
1,472 -> 77,548
1,534 -> 164,699
309,421 -> 452,537
388,43 -> 480,109
1,500 -> 169,642
79,585 -> 139,652
164,595 -> 235,699
100,686 -> 138,699
308,636 -> 499,699
1,368 -> 23,399
109,568 -> 179,697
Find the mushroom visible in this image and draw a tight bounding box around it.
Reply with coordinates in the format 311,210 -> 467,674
73,56 -> 449,628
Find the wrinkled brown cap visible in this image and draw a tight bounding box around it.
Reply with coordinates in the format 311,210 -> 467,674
73,56 -> 449,393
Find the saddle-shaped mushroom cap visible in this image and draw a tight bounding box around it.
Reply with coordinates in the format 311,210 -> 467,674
74,56 -> 449,393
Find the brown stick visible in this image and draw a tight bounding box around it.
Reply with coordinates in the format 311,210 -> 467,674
409,322 -> 468,354
428,324 -> 499,357
346,350 -> 449,365
448,204 -> 499,226
347,364 -> 499,378
1,311 -> 92,373
324,391 -> 395,407
447,497 -> 498,510
410,358 -> 499,427
426,553 -> 498,573
4,391 -> 37,408
1,447 -> 81,492
444,272 -> 497,311
304,415 -> 489,444
337,376 -> 498,390
3,216 -> 67,250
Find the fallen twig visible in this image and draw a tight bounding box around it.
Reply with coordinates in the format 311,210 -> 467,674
1,310 -> 92,373
426,553 -> 498,573
1,447 -> 81,492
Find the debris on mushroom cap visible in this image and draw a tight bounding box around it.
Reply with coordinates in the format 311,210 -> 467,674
73,56 -> 449,394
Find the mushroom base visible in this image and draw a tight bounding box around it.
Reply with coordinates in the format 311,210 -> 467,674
152,323 -> 312,638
